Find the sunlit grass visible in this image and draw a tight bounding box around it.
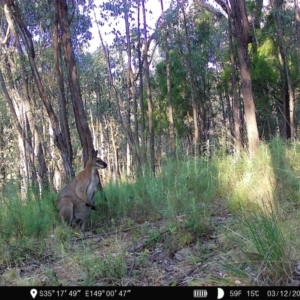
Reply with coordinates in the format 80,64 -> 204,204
1,138 -> 300,285
222,204 -> 294,285
99,156 -> 217,232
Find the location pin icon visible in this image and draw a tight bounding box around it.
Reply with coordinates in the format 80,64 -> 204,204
30,289 -> 38,299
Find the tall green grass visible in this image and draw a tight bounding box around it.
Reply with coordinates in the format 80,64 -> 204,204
98,156 -> 217,232
0,186 -> 57,264
223,205 -> 294,285
214,138 -> 300,213
215,138 -> 300,285
1,138 -> 300,285
0,186 -> 57,240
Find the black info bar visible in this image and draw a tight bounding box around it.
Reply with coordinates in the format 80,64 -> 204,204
2,286 -> 300,299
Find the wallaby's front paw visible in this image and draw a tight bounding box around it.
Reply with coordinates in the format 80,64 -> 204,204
86,202 -> 96,210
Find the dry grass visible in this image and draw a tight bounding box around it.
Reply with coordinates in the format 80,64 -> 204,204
1,139 -> 300,286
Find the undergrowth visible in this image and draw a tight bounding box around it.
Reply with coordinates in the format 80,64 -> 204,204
1,138 -> 300,286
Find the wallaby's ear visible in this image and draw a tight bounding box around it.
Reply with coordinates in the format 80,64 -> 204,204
91,149 -> 96,158
91,149 -> 98,158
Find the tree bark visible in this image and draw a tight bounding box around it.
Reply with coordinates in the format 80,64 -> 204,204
2,1 -> 49,189
56,0 -> 94,165
53,3 -> 74,176
180,2 -> 200,156
137,0 -> 146,163
229,0 -> 260,157
94,7 -> 141,169
4,1 -> 74,179
124,0 -> 138,145
161,0 -> 175,156
272,0 -> 295,140
295,0 -> 300,44
142,0 -> 155,173
124,0 -> 139,174
0,69 -> 29,194
226,1 -> 242,154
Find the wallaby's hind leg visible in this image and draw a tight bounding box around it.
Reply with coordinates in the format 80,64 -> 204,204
72,201 -> 91,235
58,198 -> 74,226
80,218 -> 87,234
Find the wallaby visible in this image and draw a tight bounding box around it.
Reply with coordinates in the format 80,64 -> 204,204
56,150 -> 107,233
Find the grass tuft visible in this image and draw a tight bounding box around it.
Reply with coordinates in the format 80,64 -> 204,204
1,138 -> 300,286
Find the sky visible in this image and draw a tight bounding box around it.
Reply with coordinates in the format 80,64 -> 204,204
87,0 -> 172,52
86,0 -> 272,52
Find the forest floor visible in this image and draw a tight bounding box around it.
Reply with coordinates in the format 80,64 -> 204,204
2,142 -> 300,286
0,201 -> 264,286
1,199 -> 300,286
0,199 -> 244,286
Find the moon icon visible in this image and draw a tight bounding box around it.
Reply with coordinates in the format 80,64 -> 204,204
217,288 -> 225,299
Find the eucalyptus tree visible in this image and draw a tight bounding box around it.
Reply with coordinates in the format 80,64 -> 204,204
0,0 -> 78,189
136,0 -> 146,162
54,0 -> 96,165
92,12 -> 126,180
155,1 -> 221,155
141,0 -> 155,172
155,51 -> 190,141
0,0 -> 111,192
53,1 -> 73,172
269,0 -> 295,140
96,0 -> 142,175
178,0 -> 201,155
76,49 -> 121,182
243,1 -> 300,140
228,0 -> 260,156
206,0 -> 259,156
97,0 -> 164,173
0,0 -> 55,192
160,0 -> 175,156
224,0 -> 242,153
295,0 -> 300,45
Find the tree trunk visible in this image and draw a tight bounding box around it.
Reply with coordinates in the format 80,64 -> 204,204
56,0 -> 94,165
273,0 -> 295,140
295,0 -> 300,44
229,0 -> 260,157
0,69 -> 29,195
2,2 -> 49,190
137,0 -> 146,163
226,1 -> 242,154
3,1 -> 74,179
142,0 -> 155,173
161,0 -> 175,156
94,7 -> 141,169
124,0 -> 138,145
124,0 -> 139,175
53,3 -> 74,177
180,2 -> 200,156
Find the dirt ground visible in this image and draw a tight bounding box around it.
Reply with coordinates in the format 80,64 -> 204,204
1,202 -> 242,286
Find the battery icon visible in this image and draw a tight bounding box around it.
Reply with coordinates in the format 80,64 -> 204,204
193,289 -> 208,298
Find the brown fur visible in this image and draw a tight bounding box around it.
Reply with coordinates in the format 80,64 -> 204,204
56,150 -> 107,233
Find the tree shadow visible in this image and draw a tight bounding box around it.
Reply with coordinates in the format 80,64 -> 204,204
268,137 -> 300,210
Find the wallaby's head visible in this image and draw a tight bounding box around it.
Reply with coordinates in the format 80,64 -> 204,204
88,150 -> 107,169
